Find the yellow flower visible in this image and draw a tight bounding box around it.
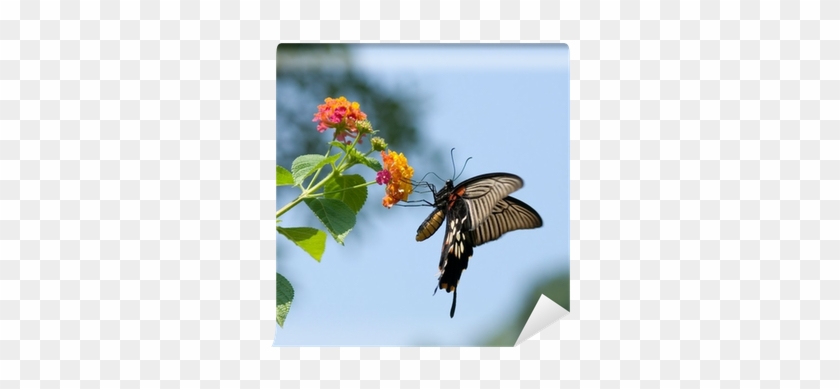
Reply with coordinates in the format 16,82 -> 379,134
380,150 -> 414,208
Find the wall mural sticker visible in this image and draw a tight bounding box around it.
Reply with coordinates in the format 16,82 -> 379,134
275,43 -> 570,347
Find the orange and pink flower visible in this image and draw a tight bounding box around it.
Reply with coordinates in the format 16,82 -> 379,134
312,96 -> 368,144
379,150 -> 414,208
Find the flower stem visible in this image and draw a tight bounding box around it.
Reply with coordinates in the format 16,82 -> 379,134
276,168 -> 340,219
306,144 -> 334,191
277,132 -> 367,220
314,181 -> 377,197
335,131 -> 363,169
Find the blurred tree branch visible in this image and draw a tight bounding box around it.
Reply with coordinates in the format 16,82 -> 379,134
277,44 -> 427,168
276,44 -> 446,248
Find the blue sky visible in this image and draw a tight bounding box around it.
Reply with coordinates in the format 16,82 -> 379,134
275,44 -> 569,346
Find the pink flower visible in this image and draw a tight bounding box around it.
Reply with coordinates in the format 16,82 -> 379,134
376,170 -> 392,185
380,150 -> 414,208
311,96 -> 368,144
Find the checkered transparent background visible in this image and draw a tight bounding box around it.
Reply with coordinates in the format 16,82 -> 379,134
0,0 -> 838,387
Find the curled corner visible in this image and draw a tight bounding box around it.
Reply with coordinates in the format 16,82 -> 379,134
514,294 -> 570,346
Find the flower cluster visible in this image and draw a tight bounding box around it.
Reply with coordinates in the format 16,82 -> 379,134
370,136 -> 387,152
312,96 -> 369,144
379,150 -> 414,208
375,169 -> 392,185
309,96 -> 414,208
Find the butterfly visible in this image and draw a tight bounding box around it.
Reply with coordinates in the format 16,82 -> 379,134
415,173 -> 543,318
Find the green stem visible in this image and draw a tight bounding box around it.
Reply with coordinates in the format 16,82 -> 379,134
314,181 -> 377,197
277,132 -> 366,220
335,131 -> 363,169
306,144 -> 334,191
277,168 -> 341,219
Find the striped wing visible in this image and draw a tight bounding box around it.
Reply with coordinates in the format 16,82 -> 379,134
456,173 -> 524,230
470,196 -> 543,246
419,172 -> 536,318
435,197 -> 473,318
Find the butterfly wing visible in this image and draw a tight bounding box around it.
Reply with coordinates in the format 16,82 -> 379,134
436,195 -> 543,317
470,196 -> 543,246
424,173 -> 538,318
435,195 -> 474,318
456,173 -> 524,230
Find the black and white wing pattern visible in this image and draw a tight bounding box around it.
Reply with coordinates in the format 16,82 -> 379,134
415,173 -> 522,242
415,173 -> 542,318
470,196 -> 543,246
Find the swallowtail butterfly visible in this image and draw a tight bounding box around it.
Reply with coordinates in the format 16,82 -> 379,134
415,173 -> 543,317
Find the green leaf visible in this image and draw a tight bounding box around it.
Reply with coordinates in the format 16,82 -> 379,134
346,146 -> 365,162
303,198 -> 356,245
327,141 -> 382,172
354,150 -> 383,172
276,165 -> 294,186
361,156 -> 383,172
276,273 -> 294,328
328,141 -> 350,152
291,154 -> 340,186
291,154 -> 324,186
277,226 -> 327,262
324,174 -> 368,214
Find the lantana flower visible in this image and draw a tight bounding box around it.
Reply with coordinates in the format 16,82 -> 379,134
370,136 -> 387,152
375,169 -> 391,185
379,150 -> 414,208
312,96 -> 368,144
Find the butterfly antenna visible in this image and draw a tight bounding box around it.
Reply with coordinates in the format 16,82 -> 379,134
453,157 -> 472,182
450,148 -> 457,180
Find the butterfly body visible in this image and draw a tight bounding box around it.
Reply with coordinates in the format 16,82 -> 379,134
415,173 -> 543,318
